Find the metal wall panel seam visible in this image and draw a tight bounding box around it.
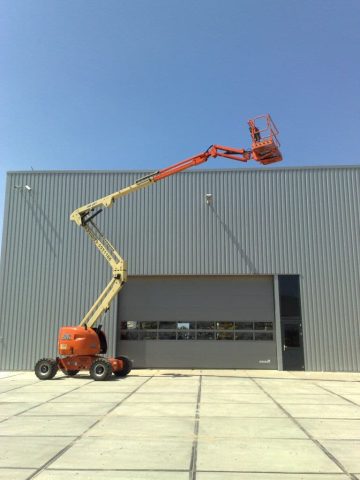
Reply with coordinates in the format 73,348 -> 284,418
344,171 -> 360,369
332,169 -> 349,370
11,174 -> 26,369
0,176 -> 12,366
343,171 -> 359,370
301,171 -> 316,369
2,176 -> 15,368
347,171 -> 360,368
2,176 -> 16,368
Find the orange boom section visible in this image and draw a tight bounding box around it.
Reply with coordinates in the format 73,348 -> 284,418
153,114 -> 282,183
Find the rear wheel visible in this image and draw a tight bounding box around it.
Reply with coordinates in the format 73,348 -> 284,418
61,369 -> 79,377
35,358 -> 58,380
113,356 -> 132,377
90,358 -> 112,381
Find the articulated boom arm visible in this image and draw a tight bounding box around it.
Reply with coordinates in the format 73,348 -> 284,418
70,144 -> 251,226
71,115 -> 282,329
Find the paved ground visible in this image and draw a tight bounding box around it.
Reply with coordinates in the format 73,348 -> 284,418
0,369 -> 360,479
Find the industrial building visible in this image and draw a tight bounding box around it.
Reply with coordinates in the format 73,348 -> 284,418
0,166 -> 359,372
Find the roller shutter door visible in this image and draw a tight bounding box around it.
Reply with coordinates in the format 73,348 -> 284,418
117,275 -> 276,369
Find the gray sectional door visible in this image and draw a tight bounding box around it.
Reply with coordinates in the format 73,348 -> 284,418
116,276 -> 276,369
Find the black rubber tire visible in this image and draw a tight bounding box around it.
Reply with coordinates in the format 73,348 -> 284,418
34,358 -> 58,380
89,358 -> 112,381
113,356 -> 132,377
61,370 -> 79,377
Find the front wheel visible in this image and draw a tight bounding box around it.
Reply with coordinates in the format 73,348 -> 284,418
113,356 -> 132,377
35,358 -> 58,380
90,358 -> 112,381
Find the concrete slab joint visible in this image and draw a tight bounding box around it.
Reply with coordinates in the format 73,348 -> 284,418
0,369 -> 359,479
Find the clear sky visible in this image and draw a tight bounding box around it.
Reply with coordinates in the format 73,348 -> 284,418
1,0 -> 360,235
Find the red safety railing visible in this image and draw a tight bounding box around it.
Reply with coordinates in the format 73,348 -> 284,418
248,114 -> 282,164
248,114 -> 280,148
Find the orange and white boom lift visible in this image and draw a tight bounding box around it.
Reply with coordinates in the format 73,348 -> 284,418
34,114 -> 282,381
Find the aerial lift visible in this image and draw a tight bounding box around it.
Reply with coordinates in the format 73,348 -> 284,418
34,114 -> 282,381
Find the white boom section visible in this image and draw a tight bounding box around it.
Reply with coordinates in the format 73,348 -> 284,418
70,175 -> 155,328
70,176 -> 154,226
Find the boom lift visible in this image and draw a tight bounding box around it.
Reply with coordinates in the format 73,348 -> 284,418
34,114 -> 282,381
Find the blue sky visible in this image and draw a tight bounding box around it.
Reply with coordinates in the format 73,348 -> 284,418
1,0 -> 360,234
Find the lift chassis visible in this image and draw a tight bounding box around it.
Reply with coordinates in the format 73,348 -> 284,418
34,114 -> 282,381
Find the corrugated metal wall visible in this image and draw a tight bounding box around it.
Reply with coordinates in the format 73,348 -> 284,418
0,166 -> 359,371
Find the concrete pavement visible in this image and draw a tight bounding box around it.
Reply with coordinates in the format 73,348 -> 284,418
0,369 -> 360,479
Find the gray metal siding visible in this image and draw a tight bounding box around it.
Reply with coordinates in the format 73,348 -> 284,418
0,167 -> 359,371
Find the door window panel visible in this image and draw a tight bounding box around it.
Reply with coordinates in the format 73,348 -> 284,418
177,322 -> 196,330
139,331 -> 157,340
120,321 -> 138,330
284,325 -> 300,347
197,322 -> 215,330
159,321 -> 177,329
216,331 -> 234,340
235,322 -> 253,330
254,322 -> 273,331
255,332 -> 273,341
177,331 -> 196,340
235,332 -> 253,340
278,275 -> 301,318
140,321 -> 158,330
197,331 -> 215,340
158,331 -> 177,340
121,330 -> 139,340
216,322 -> 234,330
